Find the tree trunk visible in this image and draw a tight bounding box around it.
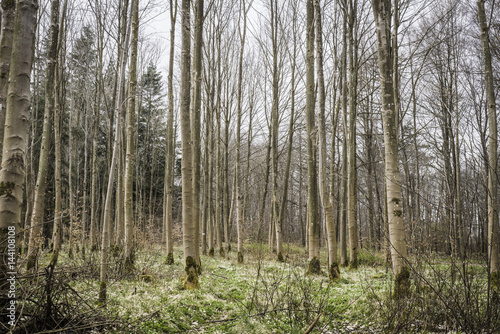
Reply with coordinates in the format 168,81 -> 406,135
0,0 -> 16,161
191,0 -> 203,268
315,0 -> 338,280
0,0 -> 38,308
50,0 -> 68,269
372,0 -> 409,298
124,0 -> 139,273
164,0 -> 177,265
477,0 -> 499,289
305,0 -> 320,275
180,0 -> 199,289
340,13 -> 348,266
347,0 -> 359,270
99,0 -> 132,305
27,0 -> 60,271
235,0 -> 247,263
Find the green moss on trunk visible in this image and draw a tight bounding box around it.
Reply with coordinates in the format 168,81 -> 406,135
329,262 -> 340,282
277,252 -> 284,262
238,251 -> 244,263
124,251 -> 135,274
111,244 -> 122,258
306,257 -> 321,275
98,281 -> 107,307
491,271 -> 500,290
393,266 -> 410,299
165,252 -> 174,265
0,181 -> 15,197
348,259 -> 358,270
183,256 -> 200,289
219,247 -> 225,258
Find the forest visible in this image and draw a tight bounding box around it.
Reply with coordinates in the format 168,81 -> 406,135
0,0 -> 499,332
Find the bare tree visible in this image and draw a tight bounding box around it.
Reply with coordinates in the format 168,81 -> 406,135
305,0 -> 321,275
27,0 -> 61,271
180,0 -> 199,289
371,0 -> 409,297
477,0 -> 499,289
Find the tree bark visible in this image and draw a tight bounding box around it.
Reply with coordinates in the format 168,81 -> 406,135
50,0 -> 68,269
0,0 -> 16,161
477,0 -> 499,288
180,0 -> 199,289
315,0 -> 338,280
305,0 -> 320,275
124,0 -> 139,273
371,0 -> 409,297
347,3 -> 359,270
0,0 -> 38,308
99,0 -> 132,304
235,0 -> 247,263
191,0 -> 203,269
27,0 -> 60,271
164,0 -> 177,265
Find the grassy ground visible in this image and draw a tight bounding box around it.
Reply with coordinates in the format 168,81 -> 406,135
28,243 -> 497,333
52,243 -> 391,333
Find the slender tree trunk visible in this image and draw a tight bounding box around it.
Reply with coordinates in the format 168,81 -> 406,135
477,0 -> 499,288
305,0 -> 320,275
191,0 -> 203,268
90,0 -> 104,253
164,0 -> 177,265
340,15 -> 348,266
235,0 -> 247,263
99,0 -> 132,304
258,141 -> 271,243
0,0 -> 38,308
51,0 -> 68,269
27,0 -> 60,271
180,0 -> 199,289
372,0 -> 409,297
315,0 -> 338,279
347,0 -> 359,270
123,0 -> 139,273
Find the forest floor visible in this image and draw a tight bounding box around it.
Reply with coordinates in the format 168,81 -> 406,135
23,243 -> 498,333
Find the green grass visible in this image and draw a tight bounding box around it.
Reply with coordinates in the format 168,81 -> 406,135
30,244 -> 496,333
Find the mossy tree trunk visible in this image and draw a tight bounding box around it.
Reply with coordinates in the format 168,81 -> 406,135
371,0 -> 409,298
27,0 -> 60,271
477,0 -> 499,287
0,0 -> 38,308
